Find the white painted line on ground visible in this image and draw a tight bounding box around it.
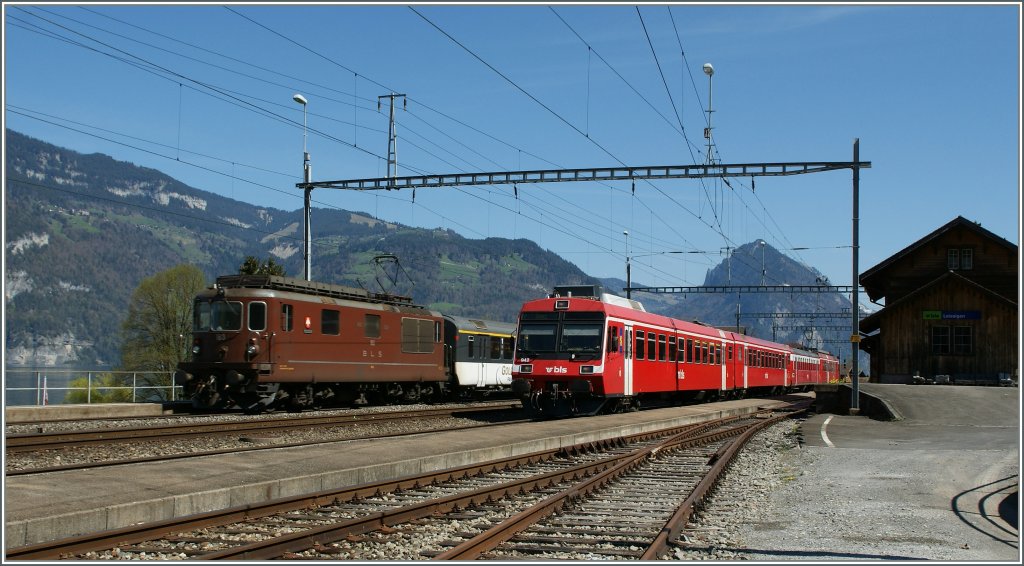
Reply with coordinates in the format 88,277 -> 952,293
820,415 -> 836,448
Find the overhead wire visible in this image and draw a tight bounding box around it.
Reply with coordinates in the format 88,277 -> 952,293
8,6 -> 770,284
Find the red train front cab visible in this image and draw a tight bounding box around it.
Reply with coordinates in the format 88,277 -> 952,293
512,285 -> 639,416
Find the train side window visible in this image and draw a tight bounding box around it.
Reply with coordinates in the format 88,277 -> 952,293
322,309 -> 340,335
636,331 -> 645,360
467,335 -> 476,359
727,344 -> 733,361
490,336 -> 502,359
503,337 -> 515,359
717,345 -> 723,365
647,333 -> 656,361
669,336 -> 677,362
607,326 -> 618,353
685,338 -> 693,363
702,342 -> 709,364
248,302 -> 267,331
708,343 -> 716,365
364,314 -> 381,338
658,335 -> 667,361
281,304 -> 293,332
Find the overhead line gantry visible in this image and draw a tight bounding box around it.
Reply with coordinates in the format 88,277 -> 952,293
301,161 -> 867,191
297,140 -> 869,411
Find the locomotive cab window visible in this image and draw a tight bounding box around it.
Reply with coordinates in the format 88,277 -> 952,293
560,322 -> 603,354
607,325 -> 619,353
281,304 -> 293,332
195,300 -> 242,332
248,302 -> 267,331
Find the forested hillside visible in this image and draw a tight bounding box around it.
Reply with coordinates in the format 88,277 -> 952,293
4,130 -> 596,367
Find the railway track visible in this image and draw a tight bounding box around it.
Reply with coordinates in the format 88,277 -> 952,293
6,399 -> 810,560
5,402 -> 521,451
5,402 -> 525,476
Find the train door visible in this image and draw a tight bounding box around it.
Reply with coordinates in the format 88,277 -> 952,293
475,336 -> 487,387
740,345 -> 748,389
719,337 -> 727,392
624,324 -> 634,396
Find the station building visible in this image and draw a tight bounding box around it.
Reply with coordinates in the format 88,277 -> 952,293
859,216 -> 1018,384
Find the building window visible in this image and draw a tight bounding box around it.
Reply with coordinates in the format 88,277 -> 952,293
953,326 -> 973,355
960,248 -> 973,270
947,248 -> 960,270
931,326 -> 950,355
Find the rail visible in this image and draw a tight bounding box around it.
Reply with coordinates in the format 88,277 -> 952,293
3,370 -> 180,406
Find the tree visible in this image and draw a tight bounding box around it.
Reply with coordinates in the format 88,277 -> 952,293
240,256 -> 286,276
120,264 -> 207,376
63,373 -> 134,404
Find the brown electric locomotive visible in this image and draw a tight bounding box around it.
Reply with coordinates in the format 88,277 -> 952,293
174,274 -> 446,412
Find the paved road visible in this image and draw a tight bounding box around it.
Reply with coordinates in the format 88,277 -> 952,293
737,383 -> 1020,561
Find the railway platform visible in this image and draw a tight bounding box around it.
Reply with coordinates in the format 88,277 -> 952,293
4,395 -> 804,550
4,403 -> 172,424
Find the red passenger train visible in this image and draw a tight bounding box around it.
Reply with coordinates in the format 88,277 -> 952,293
511,285 -> 839,417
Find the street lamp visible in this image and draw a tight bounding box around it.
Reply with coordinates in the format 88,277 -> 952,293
703,63 -> 714,165
293,93 -> 312,281
623,230 -> 631,299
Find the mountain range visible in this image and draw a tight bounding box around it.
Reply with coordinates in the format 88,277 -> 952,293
4,129 -> 862,369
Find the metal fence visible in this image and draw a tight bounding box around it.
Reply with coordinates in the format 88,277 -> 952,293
4,370 -> 181,406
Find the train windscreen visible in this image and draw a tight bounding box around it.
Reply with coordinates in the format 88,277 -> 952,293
193,300 -> 242,332
517,311 -> 604,359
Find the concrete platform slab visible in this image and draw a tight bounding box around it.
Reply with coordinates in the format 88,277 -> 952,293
5,403 -> 171,424
3,396 -> 800,550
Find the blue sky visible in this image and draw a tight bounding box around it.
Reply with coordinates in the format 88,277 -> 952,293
4,3 -> 1020,308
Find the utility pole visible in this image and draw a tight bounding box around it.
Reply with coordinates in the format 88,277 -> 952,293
293,93 -> 312,281
378,93 -> 407,189
624,231 -> 631,299
850,138 -> 862,413
703,63 -> 715,165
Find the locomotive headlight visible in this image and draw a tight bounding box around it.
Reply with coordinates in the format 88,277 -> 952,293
246,340 -> 260,357
517,364 -> 533,374
580,365 -> 594,374
191,339 -> 201,356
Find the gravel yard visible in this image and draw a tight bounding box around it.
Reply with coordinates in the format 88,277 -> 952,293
675,417 -> 1020,562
